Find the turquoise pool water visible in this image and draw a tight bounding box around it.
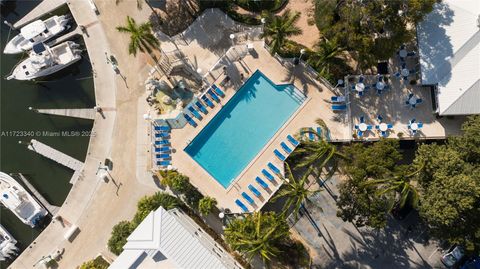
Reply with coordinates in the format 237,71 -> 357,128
185,71 -> 306,188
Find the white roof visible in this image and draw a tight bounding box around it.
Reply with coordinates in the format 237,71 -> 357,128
109,207 -> 242,269
20,20 -> 46,40
417,0 -> 480,115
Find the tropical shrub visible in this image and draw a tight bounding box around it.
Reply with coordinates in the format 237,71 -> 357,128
198,196 -> 217,216
160,170 -> 191,193
224,212 -> 290,264
132,192 -> 180,225
235,0 -> 287,13
79,256 -> 110,269
107,221 -> 135,255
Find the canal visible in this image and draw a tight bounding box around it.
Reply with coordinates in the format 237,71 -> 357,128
0,1 -> 94,267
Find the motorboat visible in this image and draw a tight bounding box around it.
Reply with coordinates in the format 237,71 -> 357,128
6,41 -> 82,81
0,172 -> 48,228
3,15 -> 70,54
0,224 -> 18,261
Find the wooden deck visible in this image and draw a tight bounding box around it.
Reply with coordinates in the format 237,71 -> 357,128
13,0 -> 67,28
35,107 -> 95,120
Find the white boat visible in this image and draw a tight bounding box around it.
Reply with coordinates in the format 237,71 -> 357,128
0,224 -> 18,261
3,15 -> 70,54
6,41 -> 82,81
0,172 -> 48,228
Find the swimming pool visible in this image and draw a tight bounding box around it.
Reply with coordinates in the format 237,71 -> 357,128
185,70 -> 306,188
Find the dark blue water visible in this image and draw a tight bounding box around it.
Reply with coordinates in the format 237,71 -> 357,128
0,1 -> 94,267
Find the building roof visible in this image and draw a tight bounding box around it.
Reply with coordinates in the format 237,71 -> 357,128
417,0 -> 480,115
109,207 -> 242,269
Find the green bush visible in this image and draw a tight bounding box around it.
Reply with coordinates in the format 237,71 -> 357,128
160,170 -> 191,193
198,196 -> 218,215
79,256 -> 110,269
235,0 -> 287,13
133,192 -> 180,225
107,221 -> 135,255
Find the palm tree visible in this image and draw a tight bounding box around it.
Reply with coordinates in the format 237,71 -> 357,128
116,16 -> 159,57
307,38 -> 344,80
224,212 -> 289,264
362,165 -> 422,209
292,119 -> 346,171
262,9 -> 302,53
273,163 -> 321,219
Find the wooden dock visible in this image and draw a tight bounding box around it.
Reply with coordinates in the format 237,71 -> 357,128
13,0 -> 67,28
34,108 -> 96,120
16,173 -> 60,215
28,139 -> 84,184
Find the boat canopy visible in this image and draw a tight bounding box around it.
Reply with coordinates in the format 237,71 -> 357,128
20,20 -> 46,40
32,43 -> 46,54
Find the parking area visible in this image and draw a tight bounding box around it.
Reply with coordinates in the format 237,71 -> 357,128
290,176 -> 445,269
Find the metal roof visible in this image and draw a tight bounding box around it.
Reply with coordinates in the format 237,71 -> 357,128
109,207 -> 243,269
417,0 -> 480,115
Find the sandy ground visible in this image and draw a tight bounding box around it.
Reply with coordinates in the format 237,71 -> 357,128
283,0 -> 320,49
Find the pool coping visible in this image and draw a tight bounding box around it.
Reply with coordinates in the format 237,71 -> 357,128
183,69 -> 307,190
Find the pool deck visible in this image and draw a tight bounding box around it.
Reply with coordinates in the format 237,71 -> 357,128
170,41 -> 350,213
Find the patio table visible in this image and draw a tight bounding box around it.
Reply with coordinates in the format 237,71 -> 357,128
401,68 -> 410,77
410,123 -> 419,130
399,49 -> 408,58
358,123 -> 368,132
379,123 -> 388,132
376,81 -> 385,90
355,82 -> 365,92
408,96 -> 418,105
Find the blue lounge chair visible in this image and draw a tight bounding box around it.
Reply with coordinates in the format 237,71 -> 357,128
407,51 -> 416,57
155,146 -> 170,152
417,122 -> 423,128
354,124 -> 359,129
367,125 -> 373,130
262,169 -> 275,182
155,140 -> 170,145
156,153 -> 170,159
155,132 -> 169,138
195,101 -> 208,114
410,118 -> 416,124
331,96 -> 346,103
274,149 -> 286,161
157,160 -> 171,166
201,95 -> 214,108
280,142 -> 292,154
358,91 -> 364,97
359,76 -> 364,83
357,131 -> 363,137
287,135 -> 299,147
308,128 -> 315,141
207,89 -> 221,103
212,84 -> 225,97
375,125 -> 380,130
268,162 -> 281,175
248,184 -> 261,197
332,104 -> 347,111
377,115 -> 383,122
188,106 -> 202,120
183,113 -> 197,127
154,125 -> 170,132
416,98 -> 423,104
317,127 -> 323,138
387,124 -> 393,129
256,177 -> 268,189
405,100 -> 410,106
325,129 -> 331,141
381,131 -> 387,137
242,192 -> 255,205
235,199 -> 249,212
360,116 -> 365,123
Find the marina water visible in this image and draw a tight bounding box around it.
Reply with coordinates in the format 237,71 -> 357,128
0,1 -> 94,267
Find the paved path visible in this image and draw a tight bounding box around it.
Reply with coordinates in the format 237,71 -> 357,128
13,0 -> 67,28
34,108 -> 96,120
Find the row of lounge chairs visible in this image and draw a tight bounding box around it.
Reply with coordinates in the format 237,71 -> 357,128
300,126 -> 331,142
235,135 -> 300,212
183,84 -> 225,127
153,125 -> 171,168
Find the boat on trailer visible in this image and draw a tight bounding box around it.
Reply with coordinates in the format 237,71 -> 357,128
3,15 -> 70,54
6,41 -> 82,81
0,172 -> 48,228
0,224 -> 18,261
